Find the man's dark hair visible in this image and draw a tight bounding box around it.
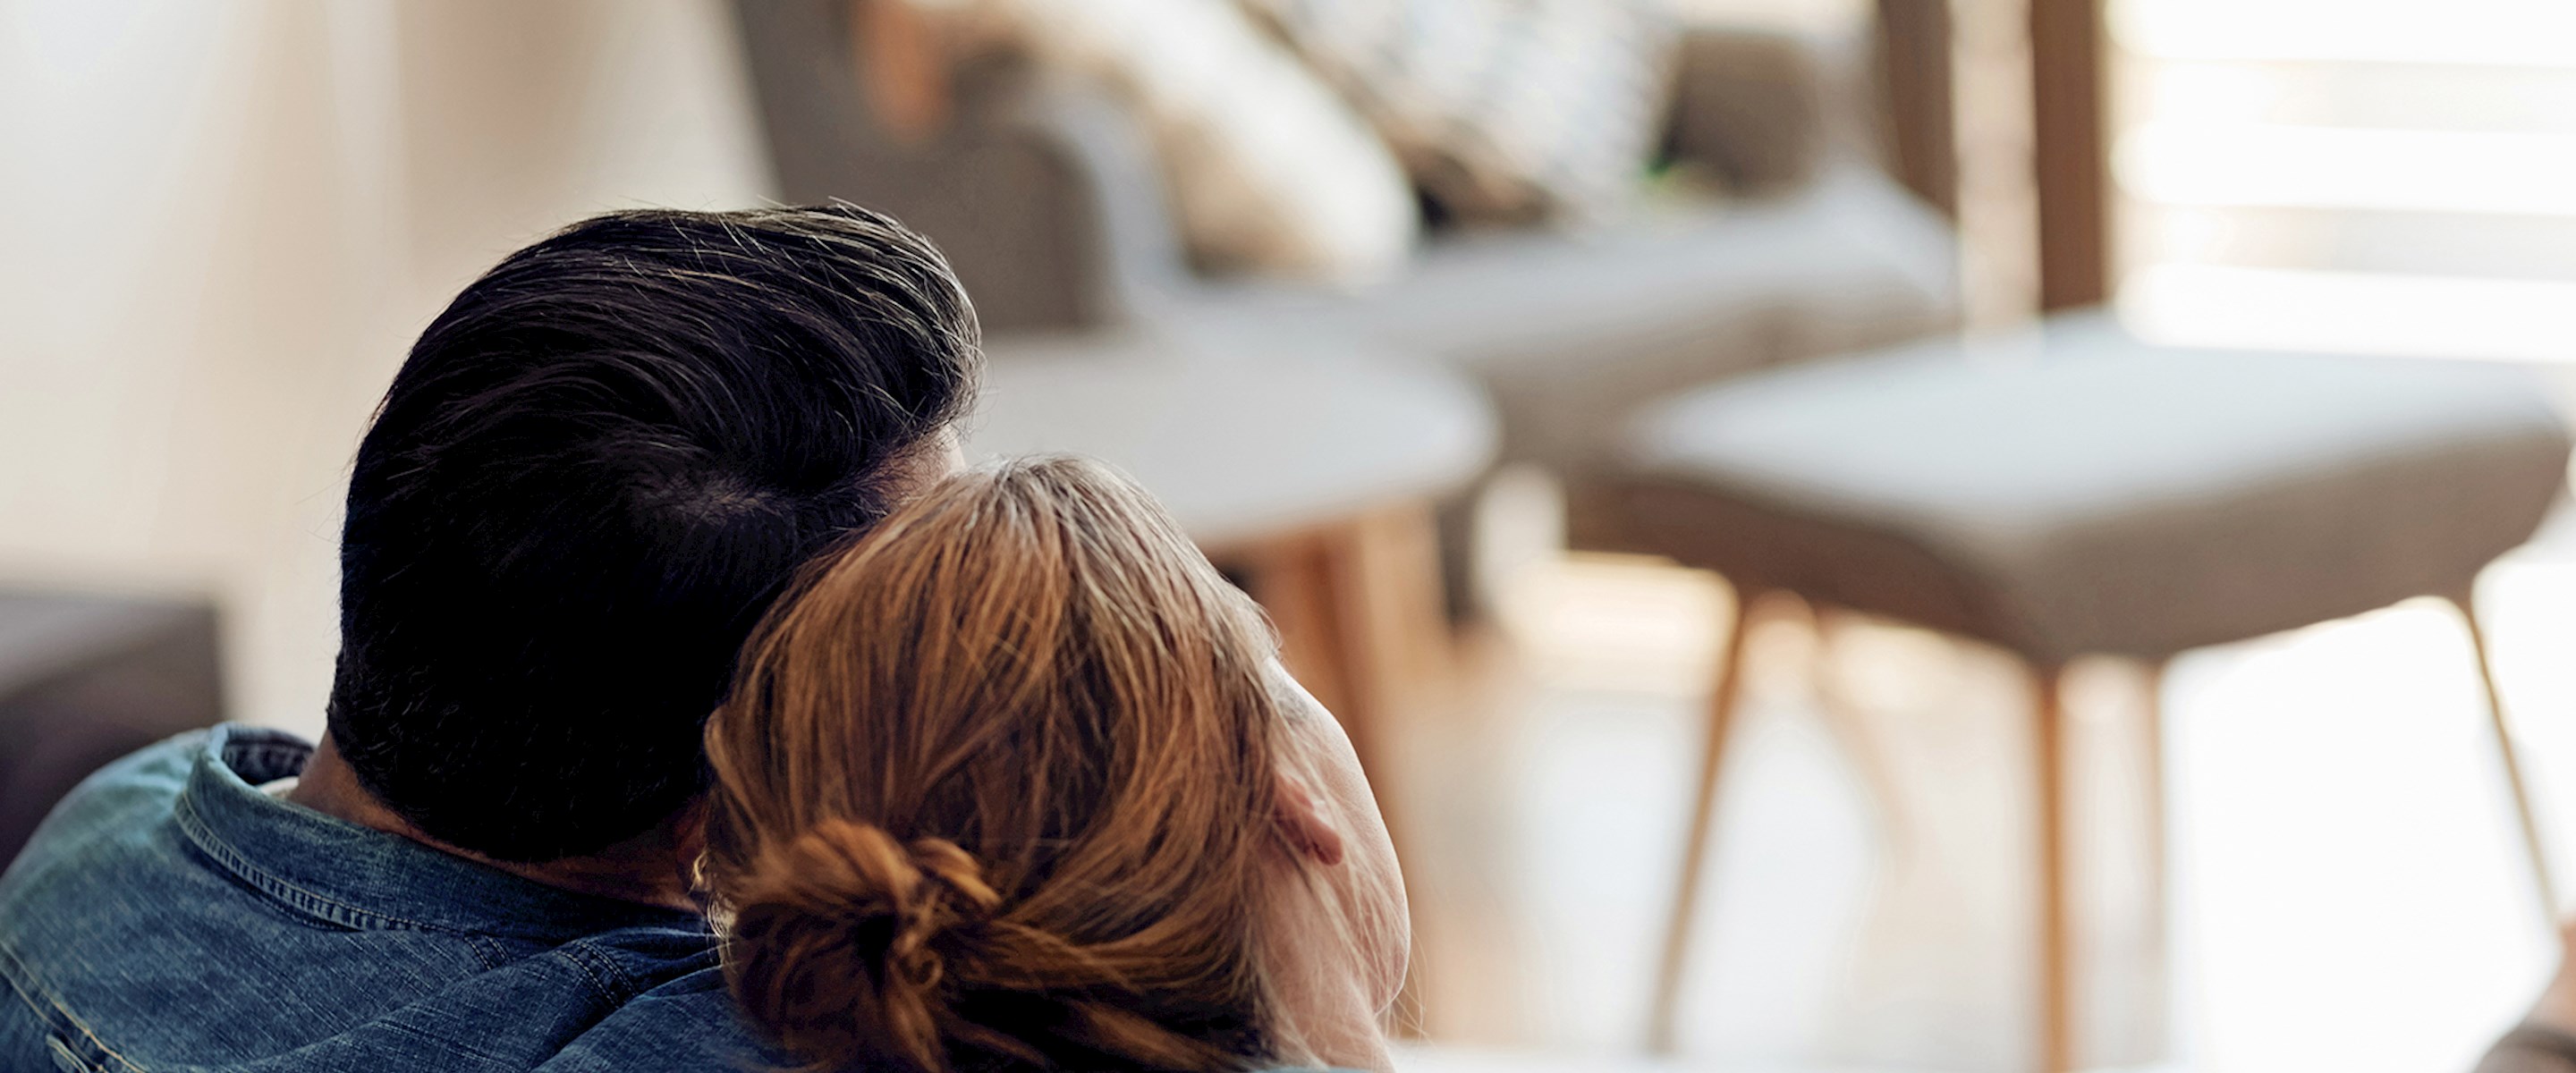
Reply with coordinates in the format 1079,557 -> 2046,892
328,206 -> 979,862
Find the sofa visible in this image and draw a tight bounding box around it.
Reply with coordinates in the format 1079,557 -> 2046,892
729,0 -> 1960,553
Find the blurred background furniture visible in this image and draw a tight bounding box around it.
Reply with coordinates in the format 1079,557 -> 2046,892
736,0 -> 1507,837
0,591 -> 225,868
962,327 -> 1496,839
724,0 -> 1953,842
1617,313 -> 2574,1071
729,0 -> 1962,558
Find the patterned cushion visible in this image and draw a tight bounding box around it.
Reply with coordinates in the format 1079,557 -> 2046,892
1240,0 -> 1680,225
935,0 -> 1420,283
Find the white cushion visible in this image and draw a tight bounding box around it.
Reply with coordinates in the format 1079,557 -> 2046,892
941,0 -> 1419,283
1241,0 -> 1679,225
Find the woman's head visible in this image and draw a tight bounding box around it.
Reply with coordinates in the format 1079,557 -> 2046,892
702,456 -> 1404,1073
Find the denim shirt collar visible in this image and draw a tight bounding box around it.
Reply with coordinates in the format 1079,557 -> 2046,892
171,723 -> 709,942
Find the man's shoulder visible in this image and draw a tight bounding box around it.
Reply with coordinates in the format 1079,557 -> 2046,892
0,730 -> 227,1069
11,727 -> 203,842
0,727 -> 774,1072
0,728 -> 208,908
536,961 -> 783,1072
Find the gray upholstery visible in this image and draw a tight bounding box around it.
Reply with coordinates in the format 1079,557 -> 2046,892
728,0 -> 1962,548
1207,166 -> 1957,480
1619,315 -> 2574,663
0,590 -> 224,866
733,0 -> 1503,580
968,327 -> 1496,548
732,0 -> 1182,332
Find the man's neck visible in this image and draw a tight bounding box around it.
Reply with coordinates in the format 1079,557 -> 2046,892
285,734 -> 704,914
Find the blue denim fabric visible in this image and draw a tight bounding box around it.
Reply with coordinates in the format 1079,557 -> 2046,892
0,725 -> 770,1072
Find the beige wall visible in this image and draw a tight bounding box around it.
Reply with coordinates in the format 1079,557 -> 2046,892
0,0 -> 775,735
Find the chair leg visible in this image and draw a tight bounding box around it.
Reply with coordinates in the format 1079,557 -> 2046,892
1808,607 -> 1918,859
2139,659 -> 2172,1063
1233,503 -> 1447,845
1232,503 -> 1447,1038
2452,587 -> 2562,929
1648,587 -> 1764,1053
1321,503 -> 1452,771
2029,662 -> 2077,1073
1238,532 -> 1353,733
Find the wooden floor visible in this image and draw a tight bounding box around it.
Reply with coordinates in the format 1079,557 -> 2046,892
1386,516 -> 2576,1072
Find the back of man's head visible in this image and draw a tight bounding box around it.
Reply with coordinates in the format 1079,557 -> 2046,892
329,206 -> 979,862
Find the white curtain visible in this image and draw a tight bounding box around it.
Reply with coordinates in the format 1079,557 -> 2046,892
0,0 -> 775,735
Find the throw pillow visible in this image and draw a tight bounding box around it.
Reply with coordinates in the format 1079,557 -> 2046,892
929,0 -> 1421,283
1240,0 -> 1681,225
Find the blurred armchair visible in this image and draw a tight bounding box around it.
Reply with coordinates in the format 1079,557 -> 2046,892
729,0 -> 1960,550
0,591 -> 224,867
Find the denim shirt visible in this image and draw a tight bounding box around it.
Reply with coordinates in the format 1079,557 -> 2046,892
0,725 -> 770,1072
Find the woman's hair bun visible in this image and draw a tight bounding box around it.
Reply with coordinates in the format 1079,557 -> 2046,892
724,818 -> 1001,1073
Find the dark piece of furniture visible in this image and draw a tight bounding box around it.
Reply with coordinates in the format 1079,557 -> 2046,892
0,590 -> 225,868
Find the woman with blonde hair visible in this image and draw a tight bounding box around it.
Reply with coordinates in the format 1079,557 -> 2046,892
700,456 -> 1410,1073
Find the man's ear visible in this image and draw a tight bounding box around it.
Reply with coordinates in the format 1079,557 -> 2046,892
1271,769 -> 1346,867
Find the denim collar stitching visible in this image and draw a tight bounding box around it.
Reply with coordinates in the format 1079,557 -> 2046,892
169,724 -> 707,942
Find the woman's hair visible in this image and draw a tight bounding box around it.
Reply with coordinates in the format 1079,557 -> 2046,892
703,456 -> 1296,1073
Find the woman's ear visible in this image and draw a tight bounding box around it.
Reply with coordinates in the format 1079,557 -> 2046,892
1271,769 -> 1346,867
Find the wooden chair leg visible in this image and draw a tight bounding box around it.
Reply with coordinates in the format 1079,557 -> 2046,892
1648,587 -> 1765,1053
2452,587 -> 2562,928
1238,533 -> 1350,721
1808,606 -> 1919,858
1232,502 -> 1448,839
1231,503 -> 1448,1038
1321,503 -> 1451,785
2139,658 -> 2172,1063
2029,662 -> 2076,1073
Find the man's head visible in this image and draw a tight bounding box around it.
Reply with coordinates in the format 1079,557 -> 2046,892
329,205 -> 979,862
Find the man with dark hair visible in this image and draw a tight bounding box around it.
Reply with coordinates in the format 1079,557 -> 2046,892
0,205 -> 980,1070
